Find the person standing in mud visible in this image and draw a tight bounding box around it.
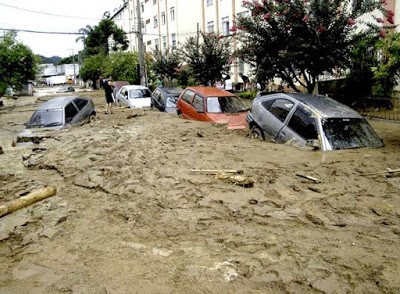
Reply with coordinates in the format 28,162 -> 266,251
103,75 -> 115,114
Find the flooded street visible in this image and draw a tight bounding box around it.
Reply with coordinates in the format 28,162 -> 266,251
0,90 -> 400,293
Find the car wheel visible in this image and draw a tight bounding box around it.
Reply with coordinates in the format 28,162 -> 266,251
250,126 -> 264,140
177,110 -> 182,117
89,114 -> 96,123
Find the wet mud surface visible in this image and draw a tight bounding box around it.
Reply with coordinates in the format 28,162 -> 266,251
0,90 -> 399,293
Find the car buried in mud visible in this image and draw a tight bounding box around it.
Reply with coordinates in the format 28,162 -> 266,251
246,93 -> 384,151
17,96 -> 96,143
176,86 -> 249,129
115,85 -> 152,108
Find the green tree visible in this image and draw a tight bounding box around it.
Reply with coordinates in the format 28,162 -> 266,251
234,0 -> 389,93
181,32 -> 231,86
84,19 -> 128,57
104,51 -> 140,84
151,48 -> 181,86
0,31 -> 39,96
372,31 -> 400,98
79,54 -> 106,89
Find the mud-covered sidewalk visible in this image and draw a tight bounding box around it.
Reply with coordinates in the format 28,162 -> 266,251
0,90 -> 399,293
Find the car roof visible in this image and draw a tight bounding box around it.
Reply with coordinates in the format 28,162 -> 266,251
122,85 -> 150,90
37,96 -> 86,110
185,86 -> 234,97
156,87 -> 183,94
259,93 -> 362,118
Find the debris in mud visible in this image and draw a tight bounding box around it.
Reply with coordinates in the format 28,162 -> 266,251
0,186 -> 57,218
127,113 -> 144,119
0,146 -> 3,154
216,173 -> 255,188
362,167 -> 400,177
16,135 -> 51,144
296,173 -> 321,183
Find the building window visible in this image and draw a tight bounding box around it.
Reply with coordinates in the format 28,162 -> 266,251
222,16 -> 229,36
170,7 -> 175,21
153,16 -> 158,28
147,40 -> 152,45
163,36 -> 167,49
141,2 -> 144,13
171,33 -> 176,47
155,38 -> 159,51
161,12 -> 166,25
153,0 -> 157,4
207,21 -> 214,33
207,0 -> 213,6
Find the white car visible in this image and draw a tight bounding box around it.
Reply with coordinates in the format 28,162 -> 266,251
116,85 -> 152,108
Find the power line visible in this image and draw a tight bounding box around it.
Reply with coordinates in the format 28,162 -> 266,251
0,27 -> 83,35
0,2 -> 101,20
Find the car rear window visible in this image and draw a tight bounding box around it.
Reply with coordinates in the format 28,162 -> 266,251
322,118 -> 383,150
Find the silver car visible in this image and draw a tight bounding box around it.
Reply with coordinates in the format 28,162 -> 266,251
18,96 -> 96,142
246,93 -> 383,151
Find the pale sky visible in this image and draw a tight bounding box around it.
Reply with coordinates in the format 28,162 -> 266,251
0,0 -> 125,57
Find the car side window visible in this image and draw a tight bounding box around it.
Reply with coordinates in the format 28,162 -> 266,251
181,90 -> 194,104
65,102 -> 79,123
288,107 -> 318,140
269,99 -> 294,122
261,99 -> 274,110
192,95 -> 204,112
73,98 -> 88,110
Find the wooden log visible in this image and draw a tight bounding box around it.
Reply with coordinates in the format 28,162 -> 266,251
0,186 -> 57,218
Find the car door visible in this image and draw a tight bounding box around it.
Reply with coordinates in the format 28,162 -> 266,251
64,101 -> 79,125
73,98 -> 90,122
178,90 -> 195,119
152,89 -> 163,111
190,94 -> 207,121
118,87 -> 129,107
259,98 -> 295,142
277,105 -> 318,146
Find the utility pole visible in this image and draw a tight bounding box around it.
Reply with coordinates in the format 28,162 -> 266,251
136,0 -> 146,86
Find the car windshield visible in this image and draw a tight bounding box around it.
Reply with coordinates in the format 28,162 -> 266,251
27,109 -> 63,128
129,89 -> 151,98
321,118 -> 383,150
206,96 -> 247,113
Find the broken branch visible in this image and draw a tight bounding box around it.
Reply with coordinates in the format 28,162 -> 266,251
0,186 -> 57,218
190,169 -> 244,175
296,173 -> 321,183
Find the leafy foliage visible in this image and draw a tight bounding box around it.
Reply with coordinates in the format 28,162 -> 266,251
181,32 -> 231,86
37,55 -> 62,65
0,31 -> 39,96
234,0 -> 388,93
372,31 -> 400,97
150,48 -> 181,86
104,51 -> 140,84
79,54 -> 105,89
84,19 -> 128,57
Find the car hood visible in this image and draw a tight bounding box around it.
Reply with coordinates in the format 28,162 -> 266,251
207,112 -> 248,129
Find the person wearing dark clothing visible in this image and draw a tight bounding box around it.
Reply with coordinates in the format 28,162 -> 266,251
103,76 -> 115,114
239,73 -> 250,91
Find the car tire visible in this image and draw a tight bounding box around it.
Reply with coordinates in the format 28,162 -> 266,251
89,114 -> 96,123
250,126 -> 264,140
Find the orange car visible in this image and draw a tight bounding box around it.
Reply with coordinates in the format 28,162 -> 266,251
176,86 -> 249,129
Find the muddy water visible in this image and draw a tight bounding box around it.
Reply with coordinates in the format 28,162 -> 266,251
0,91 -> 399,293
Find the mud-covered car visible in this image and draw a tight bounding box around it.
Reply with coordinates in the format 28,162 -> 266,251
115,85 -> 152,108
176,86 -> 249,129
151,87 -> 183,113
17,96 -> 96,143
56,85 -> 75,93
246,93 -> 383,151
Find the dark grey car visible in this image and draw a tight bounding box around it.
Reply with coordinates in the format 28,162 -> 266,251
151,87 -> 183,113
246,93 -> 383,151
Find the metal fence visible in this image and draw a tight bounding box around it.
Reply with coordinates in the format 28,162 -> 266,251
356,97 -> 400,121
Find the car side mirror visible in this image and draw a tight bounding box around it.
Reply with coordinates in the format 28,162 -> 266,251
306,139 -> 320,150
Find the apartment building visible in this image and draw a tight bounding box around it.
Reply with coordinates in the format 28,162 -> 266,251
111,0 -> 398,86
